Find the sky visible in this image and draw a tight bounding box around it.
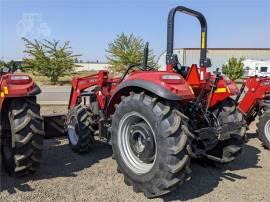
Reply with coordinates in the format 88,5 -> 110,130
0,0 -> 269,62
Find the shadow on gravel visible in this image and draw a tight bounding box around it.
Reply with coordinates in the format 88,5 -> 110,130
163,143 -> 262,202
1,138 -> 112,194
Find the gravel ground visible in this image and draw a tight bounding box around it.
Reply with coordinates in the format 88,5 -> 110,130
1,107 -> 269,202
40,105 -> 68,116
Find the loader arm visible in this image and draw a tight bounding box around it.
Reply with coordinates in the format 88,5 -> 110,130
68,71 -> 107,109
239,77 -> 270,115
68,71 -> 119,110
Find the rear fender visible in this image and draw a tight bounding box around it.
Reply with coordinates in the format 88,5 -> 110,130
106,71 -> 194,116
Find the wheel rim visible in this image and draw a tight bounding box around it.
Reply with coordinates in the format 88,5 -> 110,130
68,116 -> 79,145
264,119 -> 270,141
118,112 -> 157,175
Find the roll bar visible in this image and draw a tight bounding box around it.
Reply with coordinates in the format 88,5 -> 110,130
166,6 -> 208,67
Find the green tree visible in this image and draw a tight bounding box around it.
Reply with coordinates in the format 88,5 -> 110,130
6,60 -> 21,72
0,60 -> 5,67
22,37 -> 80,84
106,33 -> 156,73
222,57 -> 244,80
0,60 -> 21,72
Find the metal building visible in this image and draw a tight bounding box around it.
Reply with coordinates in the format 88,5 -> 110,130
157,48 -> 270,72
74,62 -> 110,72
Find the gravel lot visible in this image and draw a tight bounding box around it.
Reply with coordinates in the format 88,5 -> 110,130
1,106 -> 269,202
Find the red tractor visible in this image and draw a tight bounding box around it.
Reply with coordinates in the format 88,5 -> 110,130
65,6 -> 246,197
237,77 -> 270,149
0,66 -> 43,176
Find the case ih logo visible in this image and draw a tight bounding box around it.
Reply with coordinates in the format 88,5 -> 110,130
89,79 -> 97,83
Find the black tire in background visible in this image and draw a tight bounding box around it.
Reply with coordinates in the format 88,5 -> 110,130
67,104 -> 96,153
208,98 -> 246,163
112,92 -> 192,198
1,97 -> 44,176
257,111 -> 270,149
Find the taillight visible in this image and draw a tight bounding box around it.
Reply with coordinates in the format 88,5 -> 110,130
161,74 -> 183,84
9,75 -> 31,84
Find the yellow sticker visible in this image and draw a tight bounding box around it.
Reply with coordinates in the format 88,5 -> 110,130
3,86 -> 8,94
201,32 -> 205,49
215,88 -> 227,93
0,92 -> 5,97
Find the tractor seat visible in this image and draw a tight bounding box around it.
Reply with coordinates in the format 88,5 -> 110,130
174,64 -> 190,78
179,66 -> 190,78
169,54 -> 189,78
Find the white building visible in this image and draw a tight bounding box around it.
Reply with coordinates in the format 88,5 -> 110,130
157,48 -> 270,72
74,62 -> 110,72
243,59 -> 270,77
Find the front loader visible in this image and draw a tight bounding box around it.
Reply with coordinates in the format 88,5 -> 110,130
65,6 -> 246,198
0,66 -> 44,176
236,77 -> 270,149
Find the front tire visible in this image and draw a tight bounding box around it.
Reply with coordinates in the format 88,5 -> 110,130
67,104 -> 96,153
112,92 -> 191,198
1,97 -> 44,176
257,111 -> 270,149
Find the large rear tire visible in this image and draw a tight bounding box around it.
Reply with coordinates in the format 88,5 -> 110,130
257,111 -> 270,149
67,104 -> 96,153
208,98 -> 246,163
112,92 -> 192,198
1,97 -> 44,176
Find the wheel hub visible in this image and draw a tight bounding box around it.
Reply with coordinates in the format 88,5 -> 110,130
118,112 -> 157,174
129,123 -> 155,163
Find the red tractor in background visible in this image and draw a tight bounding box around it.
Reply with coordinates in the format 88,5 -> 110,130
0,66 -> 43,176
236,77 -> 270,149
65,6 -> 246,197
